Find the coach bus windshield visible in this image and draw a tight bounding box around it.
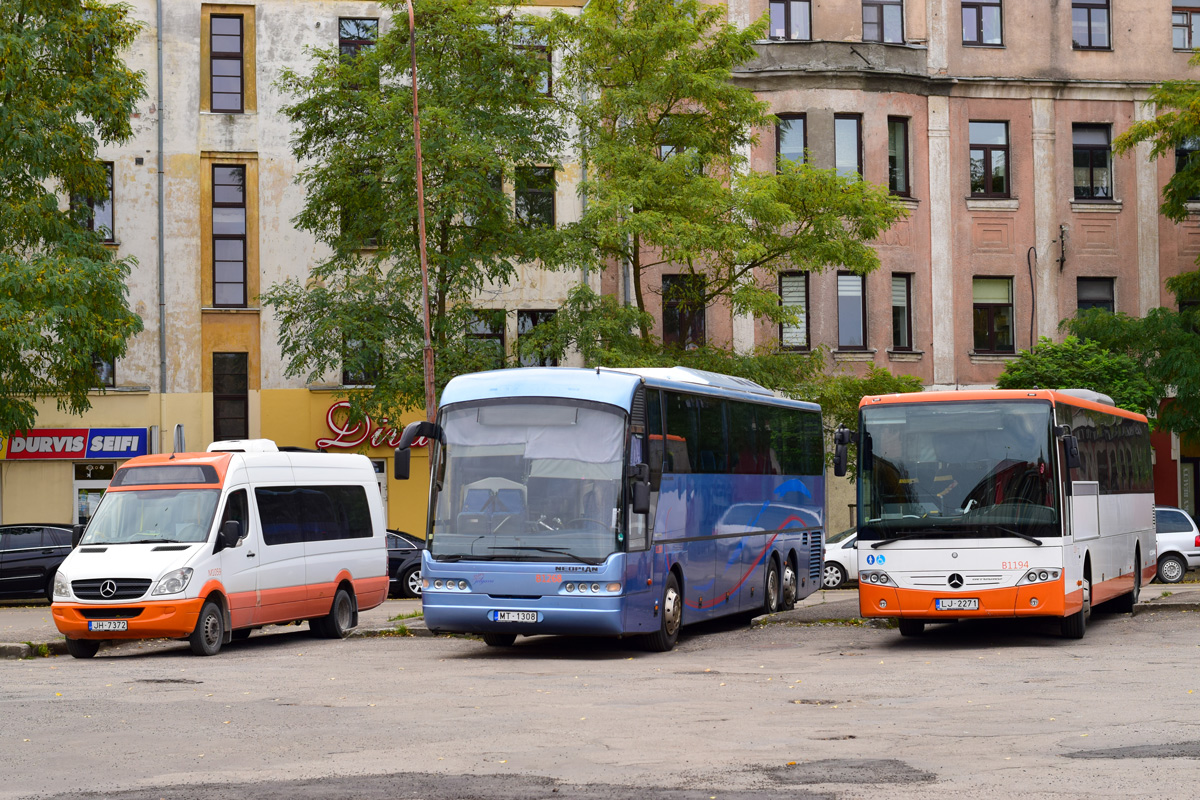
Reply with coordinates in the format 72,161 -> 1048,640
428,401 -> 627,564
859,401 -> 1060,542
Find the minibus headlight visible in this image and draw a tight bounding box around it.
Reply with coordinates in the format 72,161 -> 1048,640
53,571 -> 71,600
152,567 -> 194,596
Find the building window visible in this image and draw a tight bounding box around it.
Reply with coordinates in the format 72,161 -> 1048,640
1174,9 -> 1200,49
1176,137 -> 1200,201
339,18 -> 378,59
74,162 -> 115,242
92,354 -> 115,388
777,114 -> 806,168
972,277 -> 1014,353
837,272 -> 866,350
863,0 -> 904,43
662,274 -> 706,350
341,338 -> 381,386
212,164 -> 247,307
1077,278 -> 1115,312
516,29 -> 552,96
888,117 -> 909,196
769,0 -> 812,40
1073,124 -> 1113,200
835,114 -> 862,179
891,274 -> 912,350
213,352 -> 248,441
210,14 -> 244,112
969,121 -> 1009,197
962,0 -> 1003,45
467,310 -> 506,369
779,272 -> 809,350
515,166 -> 555,227
1072,0 -> 1110,50
517,310 -> 558,367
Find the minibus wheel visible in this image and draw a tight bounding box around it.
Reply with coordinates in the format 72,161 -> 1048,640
189,601 -> 225,656
311,588 -> 354,639
65,638 -> 100,659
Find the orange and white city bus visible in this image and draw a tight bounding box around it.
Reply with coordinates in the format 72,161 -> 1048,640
834,389 -> 1154,639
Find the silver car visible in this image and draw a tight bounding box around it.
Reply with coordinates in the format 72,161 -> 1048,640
1154,505 -> 1200,583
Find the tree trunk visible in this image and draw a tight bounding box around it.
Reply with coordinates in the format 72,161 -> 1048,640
631,233 -> 650,343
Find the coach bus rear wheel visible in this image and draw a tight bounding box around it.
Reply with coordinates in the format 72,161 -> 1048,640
482,633 -> 516,647
764,560 -> 781,614
898,618 -> 925,637
643,573 -> 682,652
781,561 -> 797,610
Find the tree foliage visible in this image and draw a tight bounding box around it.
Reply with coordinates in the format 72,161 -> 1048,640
995,335 -> 1158,415
263,0 -> 574,423
0,1 -> 146,435
547,0 -> 906,341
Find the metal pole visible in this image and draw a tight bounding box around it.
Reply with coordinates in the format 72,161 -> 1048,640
407,1 -> 436,424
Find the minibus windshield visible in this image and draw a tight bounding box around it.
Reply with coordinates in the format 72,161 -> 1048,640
859,401 -> 1060,542
428,400 -> 626,563
81,489 -> 220,544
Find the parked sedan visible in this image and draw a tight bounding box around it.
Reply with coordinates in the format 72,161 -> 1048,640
387,530 -> 425,598
823,527 -> 858,589
1154,505 -> 1200,583
0,524 -> 73,601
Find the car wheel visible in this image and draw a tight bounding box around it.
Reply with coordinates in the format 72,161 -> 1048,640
482,633 -> 516,647
1157,554 -> 1187,584
65,638 -> 100,659
898,618 -> 925,637
642,573 -> 682,652
823,562 -> 847,590
401,565 -> 422,598
764,560 -> 781,614
189,600 -> 224,656
311,587 -> 355,639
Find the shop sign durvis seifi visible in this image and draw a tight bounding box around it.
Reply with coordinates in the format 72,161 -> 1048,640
1,428 -> 149,460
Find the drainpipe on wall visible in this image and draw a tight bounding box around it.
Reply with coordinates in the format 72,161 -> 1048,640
156,0 -> 167,451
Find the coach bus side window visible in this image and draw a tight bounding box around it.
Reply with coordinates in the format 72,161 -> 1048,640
664,391 -> 695,473
695,397 -> 727,474
647,389 -> 664,489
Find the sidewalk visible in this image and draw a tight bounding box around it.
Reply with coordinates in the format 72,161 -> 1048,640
3,584 -> 1198,658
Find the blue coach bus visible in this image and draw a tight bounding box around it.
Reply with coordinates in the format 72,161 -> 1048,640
394,367 -> 826,651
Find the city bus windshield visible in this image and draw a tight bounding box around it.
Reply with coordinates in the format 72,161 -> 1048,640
81,489 -> 221,544
859,400 -> 1060,542
428,401 -> 627,563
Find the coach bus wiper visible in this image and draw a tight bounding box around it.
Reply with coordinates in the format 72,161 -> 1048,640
987,525 -> 1044,546
488,546 -> 603,566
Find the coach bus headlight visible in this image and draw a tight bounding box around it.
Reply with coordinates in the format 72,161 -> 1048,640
565,583 -> 575,592
434,580 -> 443,589
458,580 -> 468,590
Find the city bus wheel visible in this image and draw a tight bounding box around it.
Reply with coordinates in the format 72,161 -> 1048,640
764,560 -> 781,614
482,633 -> 516,647
1061,577 -> 1090,640
898,618 -> 925,637
65,638 -> 100,659
1157,554 -> 1186,584
1110,556 -> 1141,614
643,573 -> 682,652
189,601 -> 225,656
781,561 -> 798,610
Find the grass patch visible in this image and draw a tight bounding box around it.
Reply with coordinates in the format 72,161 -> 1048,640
389,609 -> 424,621
359,625 -> 414,638
23,642 -> 51,658
1162,591 -> 1174,598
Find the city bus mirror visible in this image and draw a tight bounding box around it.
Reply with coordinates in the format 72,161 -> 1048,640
71,524 -> 85,548
1063,434 -> 1081,471
632,479 -> 651,515
833,443 -> 848,477
394,448 -> 411,481
833,425 -> 854,446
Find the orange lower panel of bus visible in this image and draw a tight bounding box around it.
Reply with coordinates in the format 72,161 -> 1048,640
860,578 -> 1071,620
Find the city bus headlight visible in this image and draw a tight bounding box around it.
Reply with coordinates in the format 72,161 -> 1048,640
53,571 -> 71,600
152,568 -> 194,596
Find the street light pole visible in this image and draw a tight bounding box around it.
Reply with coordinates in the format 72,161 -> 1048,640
406,0 -> 436,424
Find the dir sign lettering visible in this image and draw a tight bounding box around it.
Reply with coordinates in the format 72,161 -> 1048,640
2,427 -> 149,460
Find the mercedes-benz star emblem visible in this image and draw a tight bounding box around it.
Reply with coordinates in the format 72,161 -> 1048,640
948,573 -> 964,589
99,580 -> 118,598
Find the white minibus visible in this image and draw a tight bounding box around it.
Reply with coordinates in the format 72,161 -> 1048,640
52,440 -> 388,657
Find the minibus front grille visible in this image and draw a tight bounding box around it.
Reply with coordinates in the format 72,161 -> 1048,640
77,607 -> 144,619
72,578 -> 153,600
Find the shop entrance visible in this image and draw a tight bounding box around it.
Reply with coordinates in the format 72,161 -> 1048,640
371,459 -> 388,509
73,463 -> 116,526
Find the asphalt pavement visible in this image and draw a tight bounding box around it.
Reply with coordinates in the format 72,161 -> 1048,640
3,582 -> 1198,658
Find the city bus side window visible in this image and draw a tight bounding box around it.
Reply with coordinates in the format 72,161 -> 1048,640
221,489 -> 248,545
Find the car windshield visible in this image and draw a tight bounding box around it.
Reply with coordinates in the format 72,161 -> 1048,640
429,400 -> 627,563
81,489 -> 220,544
859,400 -> 1060,541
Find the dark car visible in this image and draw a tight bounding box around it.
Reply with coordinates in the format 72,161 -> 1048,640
0,524 -> 73,601
387,530 -> 425,598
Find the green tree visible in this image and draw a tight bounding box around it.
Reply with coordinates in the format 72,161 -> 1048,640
263,0 -> 574,423
995,336 -> 1158,415
548,0 -> 906,343
0,1 -> 146,435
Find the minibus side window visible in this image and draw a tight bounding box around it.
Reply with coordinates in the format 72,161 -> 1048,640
221,489 -> 249,545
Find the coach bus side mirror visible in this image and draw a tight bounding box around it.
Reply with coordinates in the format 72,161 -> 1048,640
394,420 -> 444,480
72,524 -> 85,548
394,448 -> 411,481
833,425 -> 853,478
629,463 -> 651,515
1062,434 -> 1081,471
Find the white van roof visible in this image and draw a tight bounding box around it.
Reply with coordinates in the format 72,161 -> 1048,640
207,439 -> 280,453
